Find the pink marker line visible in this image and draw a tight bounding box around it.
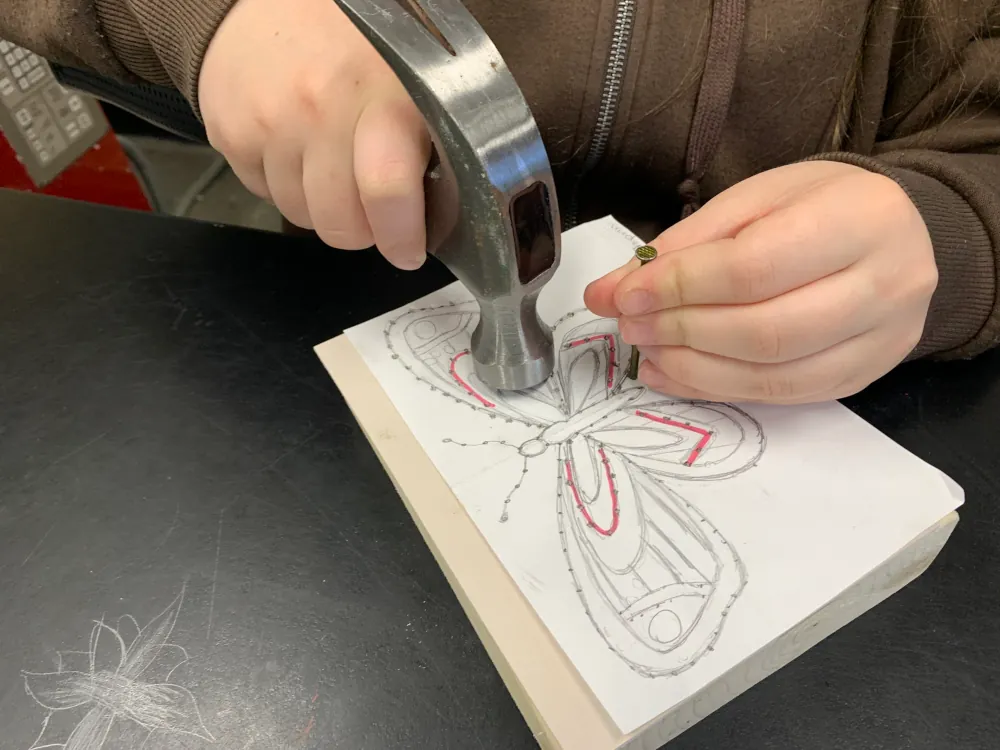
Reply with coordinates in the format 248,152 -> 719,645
564,447 -> 619,536
567,334 -> 617,388
634,410 -> 712,466
450,351 -> 495,408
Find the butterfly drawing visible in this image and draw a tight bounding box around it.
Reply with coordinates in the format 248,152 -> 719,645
385,301 -> 766,678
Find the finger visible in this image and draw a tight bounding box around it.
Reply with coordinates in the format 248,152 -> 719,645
354,96 -> 432,270
619,265 -> 878,363
639,326 -> 910,403
262,142 -> 313,229
205,116 -> 271,202
586,228 -> 699,318
614,202 -> 870,315
227,156 -> 271,203
584,258 -> 640,318
302,134 -> 373,251
638,361 -> 850,405
635,361 -> 732,402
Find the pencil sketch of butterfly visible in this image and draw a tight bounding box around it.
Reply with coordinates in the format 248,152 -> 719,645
386,301 -> 766,678
21,583 -> 214,749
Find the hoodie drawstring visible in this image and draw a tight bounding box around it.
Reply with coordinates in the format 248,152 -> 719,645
678,0 -> 747,218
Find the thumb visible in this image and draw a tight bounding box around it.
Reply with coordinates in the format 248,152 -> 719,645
584,257 -> 639,318
583,183 -> 751,318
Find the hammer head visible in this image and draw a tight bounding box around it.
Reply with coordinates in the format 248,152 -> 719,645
334,0 -> 561,390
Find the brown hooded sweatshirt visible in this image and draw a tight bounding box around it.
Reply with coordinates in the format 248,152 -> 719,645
2,0 -> 999,361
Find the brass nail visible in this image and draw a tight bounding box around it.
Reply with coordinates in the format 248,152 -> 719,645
627,245 -> 658,380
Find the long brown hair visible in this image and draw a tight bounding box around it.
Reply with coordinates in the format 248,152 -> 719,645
830,0 -> 996,152
829,1 -> 878,151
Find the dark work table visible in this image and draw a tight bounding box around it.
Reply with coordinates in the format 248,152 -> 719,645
1,187 -> 999,750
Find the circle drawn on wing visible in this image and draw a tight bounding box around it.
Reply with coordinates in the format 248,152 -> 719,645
649,610 -> 683,644
412,321 -> 438,340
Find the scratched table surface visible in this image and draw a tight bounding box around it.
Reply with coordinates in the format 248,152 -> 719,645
1,187 -> 999,750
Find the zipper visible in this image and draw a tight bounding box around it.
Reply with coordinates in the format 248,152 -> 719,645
563,0 -> 637,228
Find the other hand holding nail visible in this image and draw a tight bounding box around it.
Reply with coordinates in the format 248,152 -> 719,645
583,161 -> 938,404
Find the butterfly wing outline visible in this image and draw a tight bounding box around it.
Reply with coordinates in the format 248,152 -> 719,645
385,305 -> 765,678
384,301 -> 568,427
549,315 -> 764,676
597,398 -> 766,480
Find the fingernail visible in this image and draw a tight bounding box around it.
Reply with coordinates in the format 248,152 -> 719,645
618,289 -> 652,316
395,254 -> 426,271
619,320 -> 649,344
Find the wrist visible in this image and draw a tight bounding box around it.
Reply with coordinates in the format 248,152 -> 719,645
800,152 -> 996,360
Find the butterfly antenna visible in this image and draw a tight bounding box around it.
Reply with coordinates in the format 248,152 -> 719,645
440,439 -> 531,522
500,456 -> 531,522
442,438 -> 512,449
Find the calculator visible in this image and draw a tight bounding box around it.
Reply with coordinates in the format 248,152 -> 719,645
0,38 -> 108,186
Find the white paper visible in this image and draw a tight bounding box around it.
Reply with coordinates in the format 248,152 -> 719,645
344,216 -> 964,733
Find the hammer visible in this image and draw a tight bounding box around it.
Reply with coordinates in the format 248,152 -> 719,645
332,0 -> 561,391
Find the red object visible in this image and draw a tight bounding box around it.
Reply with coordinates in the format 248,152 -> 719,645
449,350 -> 498,408
567,334 -> 618,388
0,127 -> 151,211
565,447 -> 621,537
634,410 -> 713,466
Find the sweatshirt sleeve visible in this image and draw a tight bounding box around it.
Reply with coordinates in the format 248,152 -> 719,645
810,150 -> 1000,361
0,0 -> 132,80
807,11 -> 1000,361
0,0 -> 236,113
